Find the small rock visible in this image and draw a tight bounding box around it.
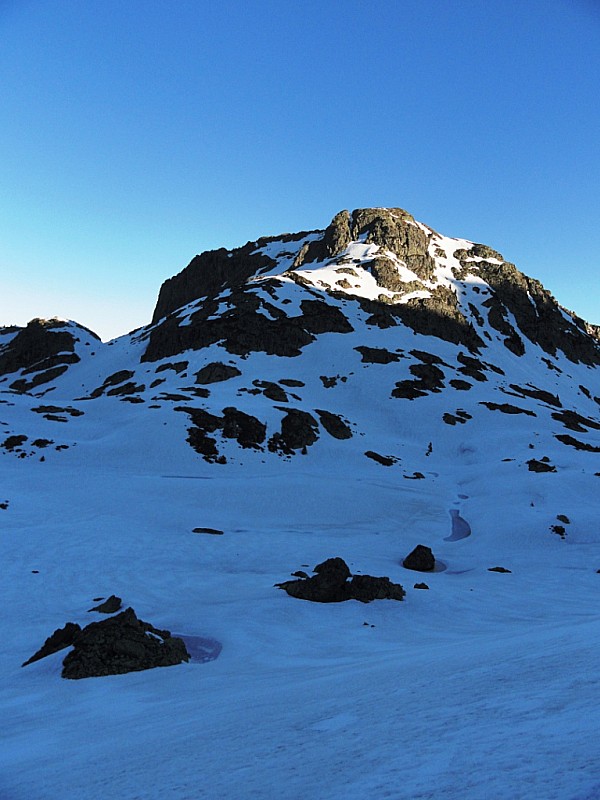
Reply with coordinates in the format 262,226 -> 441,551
488,566 -> 512,573
192,527 -> 224,535
88,595 -> 122,614
556,514 -> 570,524
403,545 -> 435,572
414,582 -> 430,590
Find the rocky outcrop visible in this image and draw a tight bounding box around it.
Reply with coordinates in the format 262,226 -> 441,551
61,608 -> 189,679
0,319 -> 89,391
277,557 -> 405,603
142,288 -> 353,363
268,408 -> 320,454
351,208 -> 436,280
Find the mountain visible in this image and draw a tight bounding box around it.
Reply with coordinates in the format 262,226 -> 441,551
2,208 -> 600,799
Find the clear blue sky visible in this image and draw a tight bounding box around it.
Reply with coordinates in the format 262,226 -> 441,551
1,0 -> 599,341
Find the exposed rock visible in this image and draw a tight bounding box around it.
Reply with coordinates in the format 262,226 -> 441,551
221,407 -> 266,449
551,410 -> 600,433
355,346 -> 402,364
351,208 -> 436,280
527,459 -> 557,473
22,622 -> 81,667
143,287 -> 353,363
554,434 -> 600,453
0,319 -> 81,379
508,384 -> 562,408
10,365 -> 70,392
480,402 -> 536,416
1,434 -> 28,451
61,608 -> 189,679
193,527 -> 224,535
403,545 -> 435,572
195,363 -> 241,384
315,410 -> 352,440
88,370 -> 135,399
364,451 -> 398,466
156,361 -> 188,374
252,380 -> 288,402
88,595 -> 122,614
268,408 -> 319,454
277,557 -> 405,603
414,583 -> 430,590
488,566 -> 512,573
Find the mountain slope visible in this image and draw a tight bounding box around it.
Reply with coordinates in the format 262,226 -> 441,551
1,208 -> 600,800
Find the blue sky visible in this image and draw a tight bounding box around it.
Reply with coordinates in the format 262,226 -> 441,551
1,0 -> 599,341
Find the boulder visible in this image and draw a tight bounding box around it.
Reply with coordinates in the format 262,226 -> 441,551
403,545 -> 435,572
277,557 -> 405,603
61,607 -> 189,679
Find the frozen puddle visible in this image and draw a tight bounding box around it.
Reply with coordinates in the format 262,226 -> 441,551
177,635 -> 222,664
445,509 -> 472,541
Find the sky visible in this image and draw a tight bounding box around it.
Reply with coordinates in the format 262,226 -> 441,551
1,0 -> 599,342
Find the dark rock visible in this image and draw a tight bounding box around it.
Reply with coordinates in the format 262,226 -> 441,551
414,583 -> 430,590
22,622 -> 81,667
277,557 -> 405,603
488,566 -> 512,573
348,574 -> 406,602
253,380 -> 288,402
0,501 -> 8,510
509,384 -> 562,408
222,407 -> 266,449
550,525 -> 566,537
0,318 -> 81,378
481,402 -> 536,416
364,451 -> 398,466
279,378 -> 305,387
527,459 -> 557,473
449,379 -> 473,391
10,365 -> 69,392
554,434 -> 600,453
268,408 -> 319,454
1,434 -> 28,451
551,410 -> 600,433
88,595 -> 122,614
155,361 -> 188,374
354,345 -> 402,364
193,527 -> 224,535
315,410 -> 352,439
61,607 -> 190,679
556,514 -> 570,524
403,545 -> 435,572
195,363 -> 241,384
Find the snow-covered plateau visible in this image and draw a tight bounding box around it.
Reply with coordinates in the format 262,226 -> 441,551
1,207 -> 599,799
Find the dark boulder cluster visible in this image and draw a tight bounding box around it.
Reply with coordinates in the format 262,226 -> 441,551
22,607 -> 189,679
277,557 -> 406,603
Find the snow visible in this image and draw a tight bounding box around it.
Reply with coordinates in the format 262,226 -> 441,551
2,226 -> 600,799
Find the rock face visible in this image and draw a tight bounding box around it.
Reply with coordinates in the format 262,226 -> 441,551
402,545 -> 435,572
0,319 -> 85,392
277,557 -> 405,603
61,608 -> 190,679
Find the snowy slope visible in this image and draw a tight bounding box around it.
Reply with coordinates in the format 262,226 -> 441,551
1,208 -> 600,800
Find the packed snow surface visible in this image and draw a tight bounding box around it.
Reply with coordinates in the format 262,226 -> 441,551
2,379 -> 600,799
